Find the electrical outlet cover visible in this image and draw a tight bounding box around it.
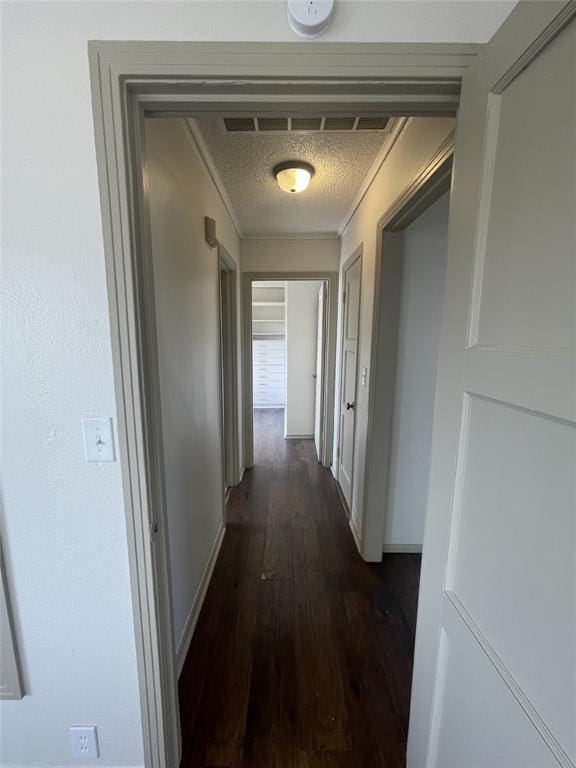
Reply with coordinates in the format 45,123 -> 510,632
70,726 -> 99,759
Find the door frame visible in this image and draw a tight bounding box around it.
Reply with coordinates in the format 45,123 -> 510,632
359,135 -> 455,562
314,281 -> 328,461
217,245 -> 241,489
242,272 -> 337,468
335,245 -> 363,524
88,39 -> 481,768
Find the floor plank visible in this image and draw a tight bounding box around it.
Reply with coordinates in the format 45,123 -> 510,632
179,409 -> 420,767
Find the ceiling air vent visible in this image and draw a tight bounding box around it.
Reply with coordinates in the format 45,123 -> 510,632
323,116 -> 357,131
291,117 -> 324,131
223,117 -> 256,132
222,115 -> 392,133
257,117 -> 289,131
357,116 -> 389,130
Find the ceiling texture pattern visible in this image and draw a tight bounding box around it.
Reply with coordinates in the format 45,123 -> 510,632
190,115 -> 397,237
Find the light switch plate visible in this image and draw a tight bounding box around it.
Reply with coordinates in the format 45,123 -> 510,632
70,725 -> 99,758
82,418 -> 116,462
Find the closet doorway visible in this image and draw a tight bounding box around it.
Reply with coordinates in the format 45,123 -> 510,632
251,280 -> 325,458
242,272 -> 338,470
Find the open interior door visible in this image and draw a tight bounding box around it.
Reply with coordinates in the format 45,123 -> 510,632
409,3 -> 576,766
338,254 -> 362,510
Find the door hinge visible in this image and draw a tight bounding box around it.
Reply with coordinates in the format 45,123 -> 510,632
336,445 -> 340,458
149,521 -> 159,539
342,289 -> 346,304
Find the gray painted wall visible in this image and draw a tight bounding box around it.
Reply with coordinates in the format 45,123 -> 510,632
285,282 -> 322,437
384,193 -> 449,549
145,118 -> 241,650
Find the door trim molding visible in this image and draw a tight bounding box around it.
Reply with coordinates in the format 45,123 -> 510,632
88,40 -> 478,768
217,243 -> 241,487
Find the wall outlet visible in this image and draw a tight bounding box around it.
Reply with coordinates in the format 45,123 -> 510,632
70,726 -> 99,759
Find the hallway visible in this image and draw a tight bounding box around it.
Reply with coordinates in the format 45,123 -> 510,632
178,409 -> 421,768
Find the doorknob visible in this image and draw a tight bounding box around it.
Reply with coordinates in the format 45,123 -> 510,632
346,402 -> 355,410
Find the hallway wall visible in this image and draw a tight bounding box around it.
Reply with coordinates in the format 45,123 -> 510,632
384,193 -> 449,550
241,238 -> 339,273
145,118 -> 241,658
335,117 -> 456,560
285,281 -> 323,438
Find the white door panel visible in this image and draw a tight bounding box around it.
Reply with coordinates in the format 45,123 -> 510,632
434,610 -> 558,768
338,255 -> 361,508
410,5 -> 576,766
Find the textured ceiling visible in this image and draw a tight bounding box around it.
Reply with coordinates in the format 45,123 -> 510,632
191,115 -> 393,236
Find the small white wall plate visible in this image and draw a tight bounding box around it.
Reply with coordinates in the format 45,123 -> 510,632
287,0 -> 335,39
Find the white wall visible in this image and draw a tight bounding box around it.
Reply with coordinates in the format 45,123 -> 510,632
1,2 -> 514,765
145,118 -> 240,652
285,282 -> 322,438
241,239 -> 339,273
335,117 -> 455,559
384,194 -> 449,550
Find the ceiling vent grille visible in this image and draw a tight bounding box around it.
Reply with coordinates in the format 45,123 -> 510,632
257,117 -> 289,131
223,117 -> 256,132
322,116 -> 357,131
357,116 -> 389,131
222,116 -> 392,133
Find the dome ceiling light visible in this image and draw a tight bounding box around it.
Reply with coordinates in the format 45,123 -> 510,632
273,161 -> 315,194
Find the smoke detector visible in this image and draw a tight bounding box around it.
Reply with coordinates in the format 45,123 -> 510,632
287,0 -> 335,38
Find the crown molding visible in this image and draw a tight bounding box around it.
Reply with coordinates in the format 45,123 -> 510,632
338,117 -> 409,238
183,118 -> 243,238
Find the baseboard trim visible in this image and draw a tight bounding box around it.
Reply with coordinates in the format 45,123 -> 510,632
176,522 -> 226,676
284,433 -> 314,439
383,543 -> 423,554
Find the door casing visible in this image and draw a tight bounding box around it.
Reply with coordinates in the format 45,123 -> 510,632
89,38 -> 485,768
314,283 -> 327,461
218,245 -> 240,489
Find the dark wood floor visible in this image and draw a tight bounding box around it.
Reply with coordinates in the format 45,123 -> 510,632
179,408 -> 421,768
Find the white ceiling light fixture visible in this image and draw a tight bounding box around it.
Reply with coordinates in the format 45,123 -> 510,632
273,161 -> 315,194
287,0 -> 335,39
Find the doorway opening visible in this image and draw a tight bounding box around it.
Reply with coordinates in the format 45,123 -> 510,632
243,271 -> 338,472
251,279 -> 328,464
218,246 -> 240,496
89,39 -> 473,768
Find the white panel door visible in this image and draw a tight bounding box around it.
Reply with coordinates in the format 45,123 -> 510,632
314,283 -> 325,461
409,5 -> 576,767
338,256 -> 361,509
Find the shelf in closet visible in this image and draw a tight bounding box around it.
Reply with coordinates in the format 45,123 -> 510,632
252,333 -> 286,339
